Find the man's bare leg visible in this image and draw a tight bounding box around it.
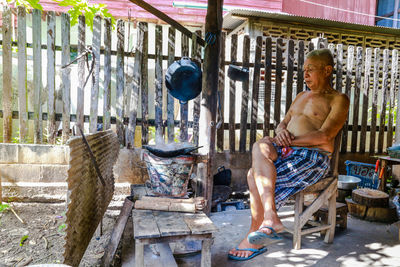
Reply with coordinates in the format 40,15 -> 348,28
229,138 -> 283,258
228,169 -> 265,258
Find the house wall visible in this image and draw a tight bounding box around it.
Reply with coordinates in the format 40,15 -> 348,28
282,0 -> 377,26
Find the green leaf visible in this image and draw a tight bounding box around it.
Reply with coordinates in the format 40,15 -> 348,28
19,235 -> 29,246
0,204 -> 10,213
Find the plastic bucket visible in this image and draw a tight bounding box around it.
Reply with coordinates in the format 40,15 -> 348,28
143,150 -> 195,197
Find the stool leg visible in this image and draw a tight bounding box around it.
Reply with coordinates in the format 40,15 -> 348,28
201,238 -> 213,267
135,240 -> 144,267
324,193 -> 336,243
293,192 -> 304,249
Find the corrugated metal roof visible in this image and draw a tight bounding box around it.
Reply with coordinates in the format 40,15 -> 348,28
223,9 -> 400,36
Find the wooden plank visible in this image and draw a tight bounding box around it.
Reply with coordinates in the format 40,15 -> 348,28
116,20 -> 125,145
274,38 -> 283,129
378,49 -> 390,153
229,34 -> 238,152
180,34 -> 189,142
192,30 -> 202,147
201,239 -> 212,267
76,16 -> 86,131
351,47 -> 363,153
360,48 -> 372,153
33,9 -> 42,144
250,36 -> 262,149
167,27 -> 176,143
102,197 -> 134,266
141,22 -> 149,145
17,6 -> 28,142
286,39 -> 294,113
239,35 -> 250,153
133,209 -> 160,239
61,13 -> 71,143
387,49 -> 398,148
126,21 -> 144,148
341,46 -> 354,153
103,18 -> 112,130
183,213 -> 218,234
328,44 -> 336,89
89,16 -> 101,134
155,25 -> 163,140
154,211 -> 191,237
296,40 -> 304,95
128,0 -> 205,46
370,48 -> 380,154
308,41 -> 314,52
336,44 -> 344,93
217,32 -> 226,151
157,243 -> 178,267
47,11 -> 56,144
263,37 -> 272,137
2,6 -> 12,143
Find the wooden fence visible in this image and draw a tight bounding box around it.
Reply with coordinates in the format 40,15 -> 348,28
0,8 -> 398,155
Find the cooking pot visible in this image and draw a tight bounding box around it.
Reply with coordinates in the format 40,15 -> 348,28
165,57 -> 202,103
338,175 -> 361,190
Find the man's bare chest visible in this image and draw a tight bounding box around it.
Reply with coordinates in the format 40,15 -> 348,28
291,95 -> 331,121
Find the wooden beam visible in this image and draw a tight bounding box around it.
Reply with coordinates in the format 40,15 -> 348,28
199,0 -> 224,215
128,0 -> 205,46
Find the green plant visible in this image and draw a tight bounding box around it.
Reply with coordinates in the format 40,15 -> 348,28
6,0 -> 42,11
56,0 -> 115,30
19,235 -> 28,246
0,203 -> 10,213
58,223 -> 66,233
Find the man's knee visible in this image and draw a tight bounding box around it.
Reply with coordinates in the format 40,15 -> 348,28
252,140 -> 277,160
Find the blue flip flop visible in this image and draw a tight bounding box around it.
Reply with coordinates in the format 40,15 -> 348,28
228,246 -> 268,261
247,226 -> 282,245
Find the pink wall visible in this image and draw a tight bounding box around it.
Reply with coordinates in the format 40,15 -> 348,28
39,0 -> 282,26
282,0 -> 377,26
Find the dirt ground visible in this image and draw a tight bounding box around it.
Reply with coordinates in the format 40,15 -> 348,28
0,202 -> 118,266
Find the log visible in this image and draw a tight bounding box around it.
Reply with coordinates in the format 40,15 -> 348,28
346,198 -> 397,223
134,200 -> 197,213
352,188 -> 389,207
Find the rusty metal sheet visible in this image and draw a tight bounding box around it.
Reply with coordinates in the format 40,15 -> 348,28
63,130 -> 119,266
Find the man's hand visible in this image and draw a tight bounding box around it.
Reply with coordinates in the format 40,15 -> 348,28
275,129 -> 294,147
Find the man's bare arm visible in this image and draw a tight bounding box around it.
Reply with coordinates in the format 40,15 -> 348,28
291,93 -> 350,147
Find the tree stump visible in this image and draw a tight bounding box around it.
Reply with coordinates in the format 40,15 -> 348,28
346,198 -> 397,223
352,188 -> 389,207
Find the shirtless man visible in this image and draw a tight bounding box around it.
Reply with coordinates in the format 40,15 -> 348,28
228,48 -> 350,261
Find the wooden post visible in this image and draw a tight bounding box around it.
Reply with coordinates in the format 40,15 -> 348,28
239,35 -> 250,153
180,34 -> 189,142
263,37 -> 272,137
370,48 -> 380,154
274,38 -> 283,128
17,6 -> 28,143
116,20 -> 125,145
250,36 -> 262,149
47,11 -> 56,144
286,40 -> 294,113
198,0 -> 223,215
103,18 -> 112,130
351,47 -> 363,153
341,46 -> 354,153
296,41 -> 304,95
192,30 -> 203,146
378,49 -> 389,153
33,9 -> 42,144
141,23 -> 149,145
61,13 -> 71,143
167,27 -> 176,143
216,32 -> 226,151
360,48 -> 372,153
229,34 -> 237,152
388,49 -> 398,148
155,25 -> 163,141
90,16 -> 101,134
76,16 -> 86,132
2,6 -> 12,143
126,21 -> 145,148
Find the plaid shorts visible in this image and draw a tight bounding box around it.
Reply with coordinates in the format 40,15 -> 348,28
273,145 -> 331,210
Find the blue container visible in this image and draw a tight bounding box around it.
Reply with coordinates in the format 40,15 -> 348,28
344,160 -> 379,189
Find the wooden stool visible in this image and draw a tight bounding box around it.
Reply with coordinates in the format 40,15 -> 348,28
131,185 -> 217,266
312,202 -> 348,230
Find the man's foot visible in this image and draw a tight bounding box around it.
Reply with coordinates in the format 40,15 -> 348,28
247,220 -> 285,245
228,236 -> 265,259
